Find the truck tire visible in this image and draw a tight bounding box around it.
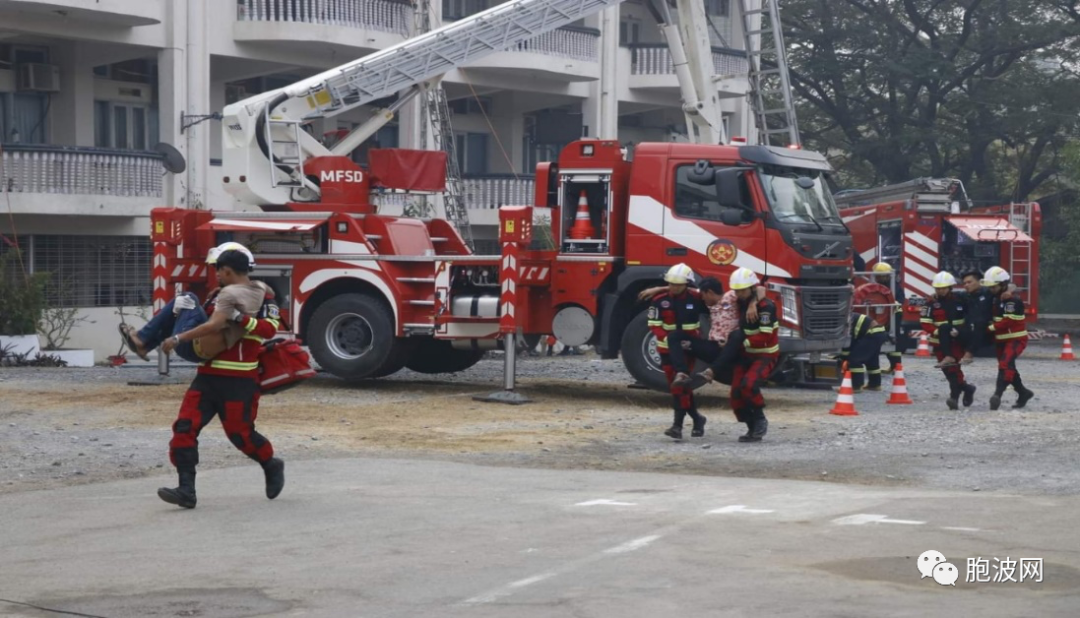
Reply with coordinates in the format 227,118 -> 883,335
307,293 -> 400,381
620,311 -> 670,392
372,338 -> 420,378
405,338 -> 485,374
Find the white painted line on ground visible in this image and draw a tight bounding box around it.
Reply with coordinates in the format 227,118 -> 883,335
575,499 -> 637,507
463,572 -> 558,604
463,534 -> 665,604
832,514 -> 926,526
708,505 -> 775,515
941,526 -> 981,532
604,535 -> 663,554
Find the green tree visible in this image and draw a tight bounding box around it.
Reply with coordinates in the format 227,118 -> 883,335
782,0 -> 1080,200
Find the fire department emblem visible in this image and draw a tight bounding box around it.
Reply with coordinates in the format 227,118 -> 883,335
707,240 -> 738,266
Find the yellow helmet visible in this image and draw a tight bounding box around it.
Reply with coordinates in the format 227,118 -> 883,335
729,267 -> 760,290
663,263 -> 695,285
872,262 -> 893,274
982,266 -> 1010,286
932,271 -> 957,289
206,241 -> 256,267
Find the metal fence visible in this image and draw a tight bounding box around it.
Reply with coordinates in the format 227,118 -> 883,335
461,176 -> 535,210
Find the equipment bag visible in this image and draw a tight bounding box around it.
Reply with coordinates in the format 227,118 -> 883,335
258,338 -> 316,395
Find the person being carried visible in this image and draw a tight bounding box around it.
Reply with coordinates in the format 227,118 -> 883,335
956,270 -> 1015,366
119,242 -> 276,363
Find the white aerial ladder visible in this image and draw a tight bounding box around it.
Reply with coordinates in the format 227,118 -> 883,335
221,0 -> 794,210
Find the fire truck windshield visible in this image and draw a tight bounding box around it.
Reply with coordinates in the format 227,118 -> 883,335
758,167 -> 842,227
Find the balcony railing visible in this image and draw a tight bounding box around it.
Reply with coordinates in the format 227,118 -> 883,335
461,175 -> 535,210
237,0 -> 412,35
0,145 -> 163,197
628,44 -> 749,77
512,26 -> 599,62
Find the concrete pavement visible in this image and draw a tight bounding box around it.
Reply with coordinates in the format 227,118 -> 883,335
2,458 -> 1078,617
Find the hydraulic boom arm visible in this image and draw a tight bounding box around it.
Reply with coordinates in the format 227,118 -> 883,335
222,0 -> 739,208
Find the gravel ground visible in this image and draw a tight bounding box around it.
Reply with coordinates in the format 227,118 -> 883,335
1,342 -> 1078,498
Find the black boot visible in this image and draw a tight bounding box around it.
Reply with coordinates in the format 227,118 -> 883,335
665,408 -> 686,440
1013,387 -> 1035,409
263,458 -> 285,499
989,393 -> 1002,411
691,413 -> 707,438
748,408 -> 768,441
962,384 -> 976,407
158,469 -> 197,509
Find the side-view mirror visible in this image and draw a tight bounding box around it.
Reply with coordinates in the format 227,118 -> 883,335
795,176 -> 816,190
714,167 -> 746,210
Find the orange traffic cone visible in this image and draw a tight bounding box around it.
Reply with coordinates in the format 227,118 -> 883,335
915,332 -> 931,357
830,363 -> 859,416
1061,334 -> 1076,360
568,190 -> 595,240
886,363 -> 913,405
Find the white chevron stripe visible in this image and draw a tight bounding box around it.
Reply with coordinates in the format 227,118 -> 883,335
904,272 -> 934,297
905,231 -> 939,253
904,242 -> 938,271
860,247 -> 877,264
904,254 -> 937,283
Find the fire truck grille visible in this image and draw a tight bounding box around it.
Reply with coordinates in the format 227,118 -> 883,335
801,287 -> 852,339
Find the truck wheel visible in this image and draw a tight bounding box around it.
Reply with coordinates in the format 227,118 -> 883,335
372,338 -> 420,378
307,293 -> 399,381
405,339 -> 485,374
620,311 -> 670,392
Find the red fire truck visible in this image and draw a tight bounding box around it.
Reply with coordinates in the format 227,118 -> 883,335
835,177 -> 1041,347
151,0 -> 855,391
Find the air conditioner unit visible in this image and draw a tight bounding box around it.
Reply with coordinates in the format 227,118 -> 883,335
17,63 -> 60,92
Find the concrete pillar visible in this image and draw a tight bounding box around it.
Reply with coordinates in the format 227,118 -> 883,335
186,0 -> 211,209
51,42 -> 95,146
584,5 -> 620,139
158,0 -> 188,208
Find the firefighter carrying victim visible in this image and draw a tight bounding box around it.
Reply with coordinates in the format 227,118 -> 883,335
119,243 -> 287,509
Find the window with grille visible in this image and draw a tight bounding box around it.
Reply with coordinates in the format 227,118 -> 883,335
29,236 -> 153,308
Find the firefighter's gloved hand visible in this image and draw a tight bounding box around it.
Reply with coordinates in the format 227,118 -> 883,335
229,309 -> 247,324
173,294 -> 197,315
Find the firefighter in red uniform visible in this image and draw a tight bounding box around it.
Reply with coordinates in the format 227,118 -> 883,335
983,266 -> 1035,410
853,262 -> 902,373
648,263 -> 708,440
157,248 -> 285,509
726,267 -> 777,442
920,271 -> 976,410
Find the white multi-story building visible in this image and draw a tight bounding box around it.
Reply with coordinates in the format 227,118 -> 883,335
0,0 -> 751,361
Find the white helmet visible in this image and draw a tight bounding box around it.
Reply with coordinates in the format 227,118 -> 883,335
982,266 -> 1010,286
206,241 -> 256,267
729,267 -> 760,290
663,263 -> 696,285
931,271 -> 957,289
